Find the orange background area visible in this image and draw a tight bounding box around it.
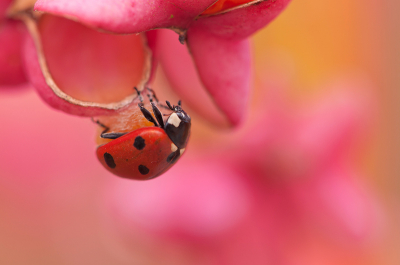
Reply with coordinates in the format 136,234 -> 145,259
252,0 -> 398,263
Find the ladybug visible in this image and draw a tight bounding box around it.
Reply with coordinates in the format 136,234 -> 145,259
95,89 -> 191,180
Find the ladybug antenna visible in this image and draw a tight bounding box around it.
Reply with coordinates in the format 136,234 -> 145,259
178,100 -> 181,106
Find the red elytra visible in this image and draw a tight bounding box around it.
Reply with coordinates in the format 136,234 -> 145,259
95,93 -> 191,180
97,127 -> 181,180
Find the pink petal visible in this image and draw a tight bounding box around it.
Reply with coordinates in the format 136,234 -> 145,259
0,0 -> 13,18
291,165 -> 384,242
0,90 -> 116,264
195,0 -> 292,40
23,14 -> 151,116
236,81 -> 374,181
34,0 -> 217,33
187,26 -> 252,126
0,20 -> 27,86
0,89 -> 103,188
157,29 -> 232,127
295,83 -> 373,172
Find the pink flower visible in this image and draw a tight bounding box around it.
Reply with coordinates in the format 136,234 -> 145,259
28,0 -> 291,126
102,80 -> 383,264
0,0 -> 27,87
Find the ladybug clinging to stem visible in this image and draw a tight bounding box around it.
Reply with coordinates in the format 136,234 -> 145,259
95,87 -> 191,180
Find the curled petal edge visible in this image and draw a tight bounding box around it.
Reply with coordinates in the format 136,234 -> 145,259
19,12 -> 153,116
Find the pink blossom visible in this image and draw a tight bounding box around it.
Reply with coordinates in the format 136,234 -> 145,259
30,0 -> 292,126
0,0 -> 27,87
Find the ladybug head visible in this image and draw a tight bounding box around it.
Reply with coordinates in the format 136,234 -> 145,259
164,100 -> 191,149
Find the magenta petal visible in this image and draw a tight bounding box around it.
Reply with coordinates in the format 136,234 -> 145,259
294,166 -> 384,242
295,84 -> 373,173
196,0 -> 292,40
187,26 -> 252,126
104,156 -> 250,241
34,0 -> 217,33
0,20 -> 27,86
0,0 -> 12,18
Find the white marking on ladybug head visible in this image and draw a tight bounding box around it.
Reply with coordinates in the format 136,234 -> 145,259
168,113 -> 181,127
171,143 -> 178,152
180,148 -> 185,155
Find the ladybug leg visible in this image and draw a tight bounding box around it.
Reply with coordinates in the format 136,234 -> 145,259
165,101 -> 174,110
134,87 -> 144,103
146,87 -> 159,103
100,132 -> 127,139
166,149 -> 181,164
150,102 -> 165,128
91,118 -> 127,139
157,103 -> 171,111
138,103 -> 159,127
162,101 -> 174,116
158,103 -> 172,110
91,118 -> 110,134
147,87 -> 170,110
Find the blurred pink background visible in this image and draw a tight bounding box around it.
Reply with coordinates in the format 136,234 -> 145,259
0,0 -> 399,264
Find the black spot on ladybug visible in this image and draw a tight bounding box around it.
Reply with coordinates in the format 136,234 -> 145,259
104,152 -> 116,168
133,136 -> 145,150
138,165 -> 149,175
166,150 -> 180,164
